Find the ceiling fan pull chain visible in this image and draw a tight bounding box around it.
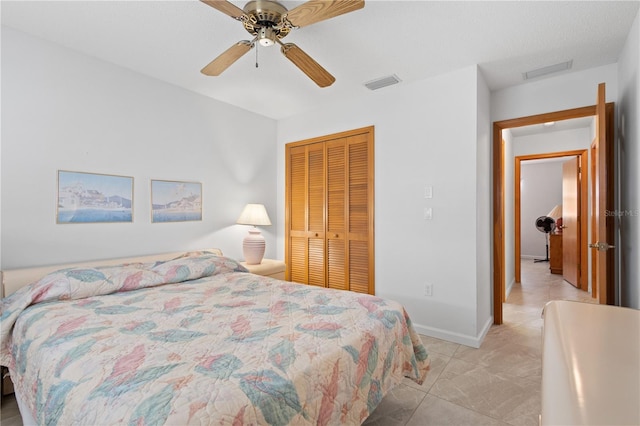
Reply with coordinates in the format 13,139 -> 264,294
255,44 -> 259,68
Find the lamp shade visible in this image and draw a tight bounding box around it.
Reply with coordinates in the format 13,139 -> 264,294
236,204 -> 272,226
547,204 -> 562,220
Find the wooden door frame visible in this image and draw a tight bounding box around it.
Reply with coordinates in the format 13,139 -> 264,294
514,150 -> 589,289
493,105 -> 603,324
592,101 -> 616,305
590,142 -> 598,299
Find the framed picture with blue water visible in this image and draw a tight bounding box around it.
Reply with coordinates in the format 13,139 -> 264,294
57,170 -> 134,224
151,179 -> 202,223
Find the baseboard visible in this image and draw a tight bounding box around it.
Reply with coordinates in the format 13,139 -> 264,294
413,316 -> 493,349
506,277 -> 515,299
521,255 -> 541,260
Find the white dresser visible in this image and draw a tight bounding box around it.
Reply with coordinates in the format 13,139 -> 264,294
541,301 -> 640,425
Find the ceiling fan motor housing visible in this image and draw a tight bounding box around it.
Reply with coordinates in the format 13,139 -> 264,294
243,0 -> 291,41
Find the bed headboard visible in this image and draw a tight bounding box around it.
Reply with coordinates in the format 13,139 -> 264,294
0,248 -> 223,298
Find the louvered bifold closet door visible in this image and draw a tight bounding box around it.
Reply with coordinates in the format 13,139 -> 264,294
307,144 -> 326,287
286,126 -> 374,294
286,143 -> 326,286
347,134 -> 372,294
326,139 -> 347,290
288,146 -> 307,283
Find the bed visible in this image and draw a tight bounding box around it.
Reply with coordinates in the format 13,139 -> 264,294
0,249 -> 429,425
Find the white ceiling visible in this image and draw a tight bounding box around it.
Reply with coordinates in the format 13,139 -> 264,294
2,1 -> 639,120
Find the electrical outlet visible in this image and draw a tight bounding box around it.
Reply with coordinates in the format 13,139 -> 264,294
424,207 -> 433,220
424,284 -> 433,297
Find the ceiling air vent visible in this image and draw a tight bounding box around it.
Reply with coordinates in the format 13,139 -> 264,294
523,60 -> 573,80
364,74 -> 401,91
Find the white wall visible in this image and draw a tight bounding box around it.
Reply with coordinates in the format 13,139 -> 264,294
1,28 -> 278,268
503,129 -> 515,295
617,9 -> 640,309
520,161 -> 563,258
512,128 -> 593,158
277,65 -> 491,347
475,70 -> 492,338
492,64 -> 618,121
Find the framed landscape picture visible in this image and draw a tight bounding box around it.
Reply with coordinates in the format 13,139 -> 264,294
151,180 -> 202,223
57,170 -> 133,224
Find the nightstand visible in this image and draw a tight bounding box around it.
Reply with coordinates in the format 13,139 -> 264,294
240,259 -> 286,280
549,233 -> 563,274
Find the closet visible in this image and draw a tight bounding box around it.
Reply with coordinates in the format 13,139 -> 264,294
285,126 -> 374,294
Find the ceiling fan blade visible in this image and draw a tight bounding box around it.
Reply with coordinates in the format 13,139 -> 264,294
280,43 -> 335,88
200,0 -> 246,20
201,41 -> 253,76
285,0 -> 364,28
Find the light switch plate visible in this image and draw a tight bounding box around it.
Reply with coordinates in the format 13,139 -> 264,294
425,185 -> 433,199
424,207 -> 433,220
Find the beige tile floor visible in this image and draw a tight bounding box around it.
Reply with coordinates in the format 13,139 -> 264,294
1,260 -> 595,426
362,259 -> 596,426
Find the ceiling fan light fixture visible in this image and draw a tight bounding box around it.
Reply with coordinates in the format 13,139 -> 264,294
258,27 -> 276,47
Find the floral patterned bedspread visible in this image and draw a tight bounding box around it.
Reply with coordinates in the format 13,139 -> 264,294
0,253 -> 429,425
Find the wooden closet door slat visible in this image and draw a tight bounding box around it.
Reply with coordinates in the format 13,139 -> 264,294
308,145 -> 325,233
308,238 -> 325,286
307,144 -> 326,286
328,239 -> 346,290
349,240 -> 369,294
327,142 -> 345,234
290,237 -> 307,283
327,140 -> 347,290
348,135 -> 369,235
289,148 -> 307,232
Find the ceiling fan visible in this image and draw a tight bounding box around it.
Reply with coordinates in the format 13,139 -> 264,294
200,0 -> 364,87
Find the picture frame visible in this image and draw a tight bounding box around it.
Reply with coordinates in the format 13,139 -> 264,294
151,179 -> 202,223
57,170 -> 134,224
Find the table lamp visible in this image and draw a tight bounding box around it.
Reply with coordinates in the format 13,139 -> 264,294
236,203 -> 272,264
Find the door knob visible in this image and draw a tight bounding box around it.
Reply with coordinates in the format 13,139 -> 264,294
588,241 -> 615,251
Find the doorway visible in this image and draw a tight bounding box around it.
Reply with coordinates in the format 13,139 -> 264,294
492,100 -> 613,325
514,150 -> 589,291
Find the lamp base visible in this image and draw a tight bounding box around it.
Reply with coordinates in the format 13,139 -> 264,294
243,228 -> 265,265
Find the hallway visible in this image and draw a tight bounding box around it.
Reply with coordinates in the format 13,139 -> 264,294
504,258 -> 596,325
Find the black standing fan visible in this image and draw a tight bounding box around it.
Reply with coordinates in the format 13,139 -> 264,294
534,216 -> 556,262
